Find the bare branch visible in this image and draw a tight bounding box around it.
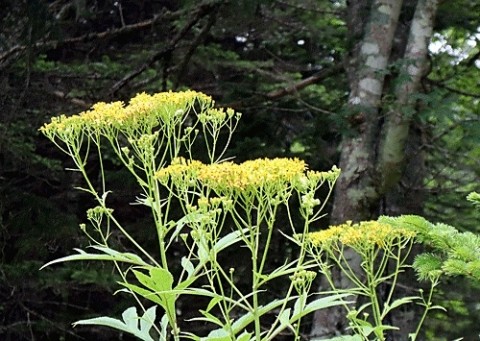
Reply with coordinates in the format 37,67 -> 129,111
50,90 -> 91,108
108,0 -> 224,96
265,62 -> 343,100
0,10 -> 179,70
224,62 -> 343,108
426,78 -> 480,98
173,8 -> 220,89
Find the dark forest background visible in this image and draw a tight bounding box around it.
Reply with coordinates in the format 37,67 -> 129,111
1,0 -> 480,340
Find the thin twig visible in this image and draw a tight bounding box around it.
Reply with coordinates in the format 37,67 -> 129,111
224,62 -> 343,109
0,8 -> 183,69
108,0 -> 224,96
173,7 -> 220,89
426,78 -> 480,98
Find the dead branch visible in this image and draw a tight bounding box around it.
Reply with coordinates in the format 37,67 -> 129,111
108,0 -> 224,96
173,8 -> 220,89
223,61 -> 344,109
0,8 -> 184,70
265,62 -> 343,100
426,78 -> 480,98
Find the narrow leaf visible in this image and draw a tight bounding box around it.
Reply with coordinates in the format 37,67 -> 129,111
181,256 -> 195,277
40,247 -> 149,270
214,228 -> 249,253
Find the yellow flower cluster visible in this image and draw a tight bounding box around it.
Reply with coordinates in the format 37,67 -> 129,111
156,157 -> 307,194
308,220 -> 416,249
198,108 -> 237,125
40,90 -> 214,138
156,157 -> 204,185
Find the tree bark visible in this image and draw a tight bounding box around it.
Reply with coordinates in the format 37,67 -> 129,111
311,0 -> 439,339
311,1 -> 404,338
331,0 -> 404,225
378,0 -> 438,193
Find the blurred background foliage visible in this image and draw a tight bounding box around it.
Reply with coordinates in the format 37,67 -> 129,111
1,0 -> 479,339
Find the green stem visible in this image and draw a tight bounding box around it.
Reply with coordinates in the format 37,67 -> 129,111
367,248 -> 384,341
71,146 -> 160,267
411,277 -> 439,341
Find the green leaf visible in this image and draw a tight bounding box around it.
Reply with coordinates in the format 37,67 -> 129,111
175,273 -> 199,291
299,293 -> 350,319
74,306 -> 156,341
140,306 -> 156,334
206,296 -> 222,313
168,215 -> 196,248
40,246 -> 150,269
278,308 -> 291,328
160,313 -> 169,341
381,296 -> 418,317
231,299 -> 286,334
181,256 -> 195,277
132,267 -> 176,318
317,335 -> 363,341
237,331 -> 253,341
214,228 -> 249,253
200,328 -> 231,341
268,294 -> 349,339
292,294 -> 306,319
120,282 -> 164,306
189,310 -> 224,327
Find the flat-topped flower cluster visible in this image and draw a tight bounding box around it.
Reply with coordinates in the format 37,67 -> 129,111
40,90 -> 229,140
156,156 -> 340,197
308,220 -> 416,250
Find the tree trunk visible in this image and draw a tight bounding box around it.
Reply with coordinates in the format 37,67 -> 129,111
378,0 -> 438,193
331,0 -> 404,224
310,0 -> 439,339
311,0 -> 404,337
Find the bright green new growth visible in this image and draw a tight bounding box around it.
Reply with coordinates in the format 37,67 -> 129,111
304,214 -> 480,341
40,90 -> 344,341
381,215 -> 480,281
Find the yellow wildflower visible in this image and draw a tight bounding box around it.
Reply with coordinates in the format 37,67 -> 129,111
155,157 -> 205,185
308,220 -> 416,250
308,226 -> 343,247
40,90 -> 215,139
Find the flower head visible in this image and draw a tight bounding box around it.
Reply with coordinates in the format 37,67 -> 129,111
40,90 -> 214,140
308,220 -> 416,250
